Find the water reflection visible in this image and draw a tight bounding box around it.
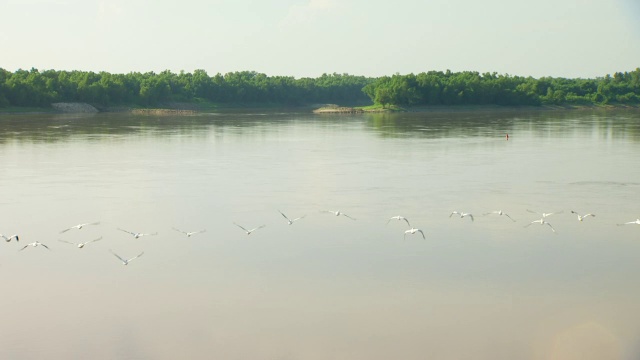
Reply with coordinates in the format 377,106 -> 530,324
1,109 -> 639,144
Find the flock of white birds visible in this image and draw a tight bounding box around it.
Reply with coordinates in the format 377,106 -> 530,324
2,209 -> 638,266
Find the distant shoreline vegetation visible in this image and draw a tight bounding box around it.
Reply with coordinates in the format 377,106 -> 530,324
0,68 -> 638,112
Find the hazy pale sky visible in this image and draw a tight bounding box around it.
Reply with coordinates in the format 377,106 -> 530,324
1,0 -> 639,78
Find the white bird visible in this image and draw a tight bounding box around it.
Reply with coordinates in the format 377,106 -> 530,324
59,222 -> 100,233
110,249 -> 144,265
527,209 -> 563,218
524,218 -> 556,233
234,223 -> 266,235
19,241 -> 50,251
404,228 -> 426,240
483,210 -> 515,222
322,210 -> 356,220
278,210 -> 306,225
117,228 -> 158,238
617,219 -> 640,226
387,215 -> 411,227
570,211 -> 595,222
58,236 -> 102,248
1,234 -> 19,242
450,211 -> 474,221
172,228 -> 206,237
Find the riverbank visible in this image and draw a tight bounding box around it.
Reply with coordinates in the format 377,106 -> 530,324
1,102 -> 638,115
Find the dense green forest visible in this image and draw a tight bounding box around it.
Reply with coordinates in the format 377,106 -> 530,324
0,67 -> 639,109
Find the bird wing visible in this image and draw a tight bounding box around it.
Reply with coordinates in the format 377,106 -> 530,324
468,214 -> 474,221
418,229 -> 425,239
504,213 -> 516,222
109,249 -> 127,263
128,252 -> 144,262
59,228 -> 72,234
278,210 -> 291,221
585,214 -> 595,218
118,228 -> 135,235
172,227 -> 187,235
58,239 -> 75,245
545,222 -> 556,233
292,215 -> 306,222
0,234 -> 7,241
234,223 -> 249,232
342,213 -> 356,220
403,218 -> 411,227
449,212 -> 458,217
40,243 -> 50,250
526,209 -> 538,214
18,245 -> 28,251
88,236 -> 103,244
250,225 -> 266,232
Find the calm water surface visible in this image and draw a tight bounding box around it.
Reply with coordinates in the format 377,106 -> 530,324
1,109 -> 639,360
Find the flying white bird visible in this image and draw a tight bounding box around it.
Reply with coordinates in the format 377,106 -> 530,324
617,219 -> 640,226
19,241 -> 50,251
278,210 -> 306,225
234,223 -> 266,235
110,249 -> 144,265
387,216 -> 411,227
117,228 -> 158,238
322,210 -> 356,220
58,236 -> 102,248
450,211 -> 474,221
59,222 -> 100,233
1,234 -> 19,242
570,211 -> 595,222
172,228 -> 206,237
483,210 -> 516,221
527,209 -> 563,218
524,218 -> 556,233
404,228 -> 426,240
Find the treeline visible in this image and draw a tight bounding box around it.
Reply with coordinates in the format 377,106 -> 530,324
0,67 -> 639,109
0,68 -> 372,108
363,69 -> 640,107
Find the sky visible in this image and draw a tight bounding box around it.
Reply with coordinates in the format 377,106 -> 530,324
1,0 -> 639,79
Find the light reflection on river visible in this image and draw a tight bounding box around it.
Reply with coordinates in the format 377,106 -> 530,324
1,109 -> 639,360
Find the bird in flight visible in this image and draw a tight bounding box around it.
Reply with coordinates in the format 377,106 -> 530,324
172,228 -> 206,237
59,222 -> 100,233
278,210 -> 306,225
117,228 -> 158,238
617,219 -> 640,226
404,228 -> 426,240
19,241 -> 50,251
570,211 -> 595,222
1,234 -> 19,242
450,211 -> 474,221
387,215 -> 411,227
234,223 -> 266,235
58,236 -> 102,248
483,210 -> 515,221
322,210 -> 356,220
524,219 -> 556,233
110,249 -> 144,265
527,209 -> 563,218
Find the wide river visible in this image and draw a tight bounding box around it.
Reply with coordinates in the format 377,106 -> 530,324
1,109 -> 639,360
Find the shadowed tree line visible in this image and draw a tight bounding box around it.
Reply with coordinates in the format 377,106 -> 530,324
0,68 -> 639,109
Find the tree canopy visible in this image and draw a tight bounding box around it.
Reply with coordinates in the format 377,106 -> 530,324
0,67 -> 638,109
